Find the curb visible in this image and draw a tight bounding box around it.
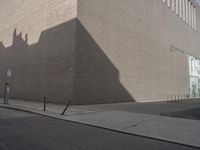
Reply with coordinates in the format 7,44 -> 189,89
0,104 -> 199,149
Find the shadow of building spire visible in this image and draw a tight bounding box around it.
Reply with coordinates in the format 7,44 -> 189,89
0,18 -> 134,105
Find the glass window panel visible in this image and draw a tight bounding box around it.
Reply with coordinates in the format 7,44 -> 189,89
189,55 -> 200,97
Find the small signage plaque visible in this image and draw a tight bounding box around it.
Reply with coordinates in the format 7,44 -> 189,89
6,69 -> 12,78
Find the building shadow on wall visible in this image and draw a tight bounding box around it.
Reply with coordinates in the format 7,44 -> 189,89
0,19 -> 77,103
0,18 -> 134,105
74,19 -> 134,105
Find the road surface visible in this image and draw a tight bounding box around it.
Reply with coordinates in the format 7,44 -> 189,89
0,107 -> 199,150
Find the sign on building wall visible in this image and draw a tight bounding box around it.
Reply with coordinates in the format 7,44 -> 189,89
6,69 -> 12,78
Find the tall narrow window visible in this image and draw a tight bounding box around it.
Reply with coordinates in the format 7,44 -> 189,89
186,0 -> 189,23
167,0 -> 171,7
161,0 -> 197,30
194,6 -> 197,30
176,0 -> 179,14
172,0 -> 175,11
182,0 -> 186,20
191,3 -> 194,28
179,0 -> 182,18
189,0 -> 191,26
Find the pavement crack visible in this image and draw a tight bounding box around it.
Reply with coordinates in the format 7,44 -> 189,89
123,119 -> 153,130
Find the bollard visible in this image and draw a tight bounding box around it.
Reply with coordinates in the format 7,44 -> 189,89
43,97 -> 46,111
167,95 -> 169,103
187,94 -> 189,100
61,100 -> 72,115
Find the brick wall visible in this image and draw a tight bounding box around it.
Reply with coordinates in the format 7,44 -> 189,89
0,0 -> 77,103
77,0 -> 200,102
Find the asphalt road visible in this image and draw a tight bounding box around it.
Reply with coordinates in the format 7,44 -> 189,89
0,108 -> 199,150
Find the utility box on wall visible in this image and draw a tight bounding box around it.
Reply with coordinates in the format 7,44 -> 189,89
4,83 -> 11,104
4,68 -> 12,104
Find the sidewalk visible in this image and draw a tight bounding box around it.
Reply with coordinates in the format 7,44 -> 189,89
0,98 -> 200,148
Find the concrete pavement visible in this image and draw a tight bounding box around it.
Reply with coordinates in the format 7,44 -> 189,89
0,98 -> 200,148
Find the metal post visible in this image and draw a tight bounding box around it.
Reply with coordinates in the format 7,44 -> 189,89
43,97 -> 46,111
187,94 -> 189,100
61,100 -> 72,115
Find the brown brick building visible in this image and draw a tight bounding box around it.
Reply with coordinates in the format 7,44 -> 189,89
0,0 -> 200,104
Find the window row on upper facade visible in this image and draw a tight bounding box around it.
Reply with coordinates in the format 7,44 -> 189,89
162,0 -> 197,30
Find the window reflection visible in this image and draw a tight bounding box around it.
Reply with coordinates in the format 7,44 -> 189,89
189,55 -> 200,97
